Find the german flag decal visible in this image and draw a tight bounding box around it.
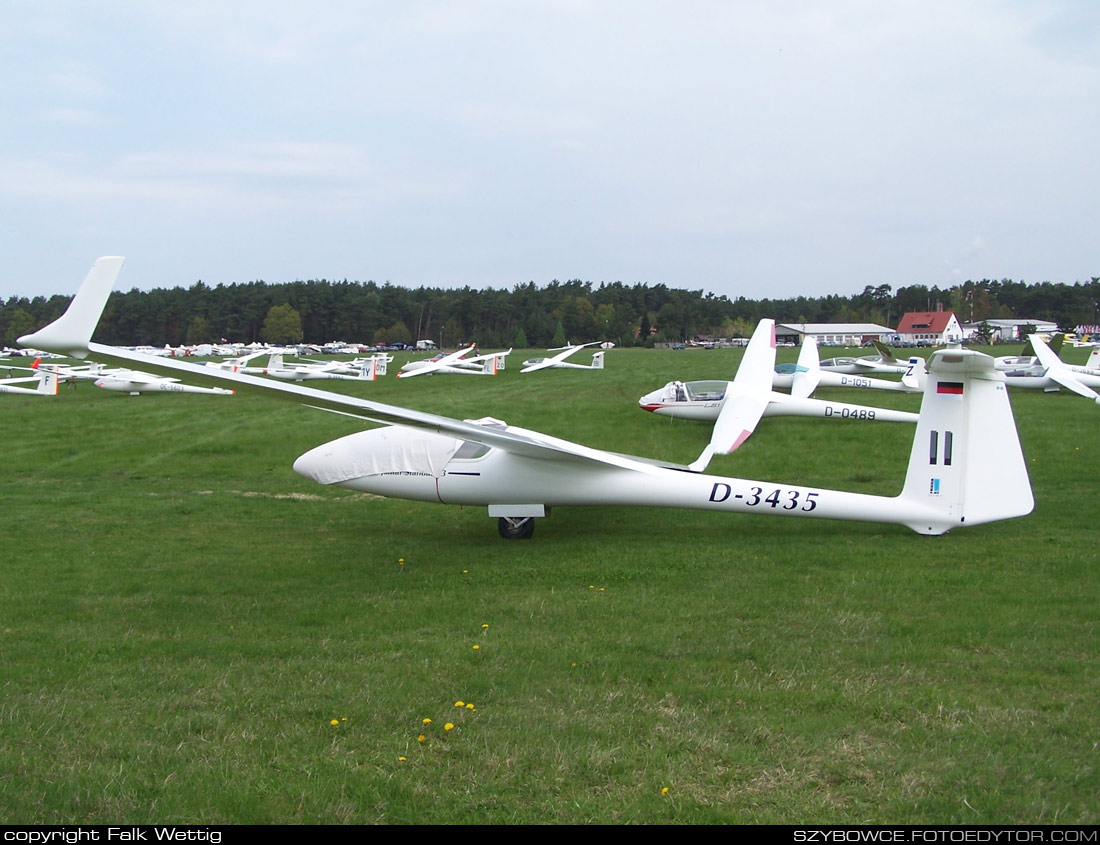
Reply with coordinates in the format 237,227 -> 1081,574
937,382 -> 965,395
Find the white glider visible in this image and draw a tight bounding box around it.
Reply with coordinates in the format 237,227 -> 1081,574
398,346 -> 511,379
93,370 -> 234,396
772,336 -> 924,396
819,341 -> 911,375
20,258 -> 1034,540
521,343 -> 605,373
243,352 -> 379,382
1000,334 -> 1100,404
638,321 -> 919,471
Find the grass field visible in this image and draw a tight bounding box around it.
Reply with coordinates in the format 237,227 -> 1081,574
2,345 -> 1097,824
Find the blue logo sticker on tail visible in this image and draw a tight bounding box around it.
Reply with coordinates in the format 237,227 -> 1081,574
929,478 -> 941,496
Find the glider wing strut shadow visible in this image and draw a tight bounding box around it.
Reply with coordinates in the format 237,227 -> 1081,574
21,257 -> 1035,540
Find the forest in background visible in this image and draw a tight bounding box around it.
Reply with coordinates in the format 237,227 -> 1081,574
3,274 -> 1099,348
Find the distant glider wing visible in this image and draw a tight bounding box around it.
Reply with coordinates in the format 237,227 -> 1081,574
21,259 -> 688,474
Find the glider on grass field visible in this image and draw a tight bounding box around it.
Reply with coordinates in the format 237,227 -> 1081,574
31,357 -> 233,395
242,352 -> 379,382
994,334 -> 1065,372
21,258 -> 1034,540
999,334 -> 1100,405
638,321 -> 919,471
0,368 -> 59,396
322,354 -> 392,377
398,346 -> 511,378
521,342 -> 605,373
28,358 -> 106,383
772,336 -> 924,396
818,341 -> 911,375
92,370 -> 234,396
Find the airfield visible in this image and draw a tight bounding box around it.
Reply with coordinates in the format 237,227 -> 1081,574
3,344 -> 1097,824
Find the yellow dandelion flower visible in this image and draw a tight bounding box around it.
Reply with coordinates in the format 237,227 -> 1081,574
472,644 -> 480,650
422,718 -> 431,724
341,717 -> 347,722
417,734 -> 426,742
398,557 -> 404,565
455,701 -> 465,707
661,787 -> 669,795
398,756 -> 407,762
466,703 -> 475,710
589,585 -> 594,589
599,587 -> 605,592
330,719 -> 339,726
462,569 -> 469,574
444,722 -> 454,731
481,623 -> 489,629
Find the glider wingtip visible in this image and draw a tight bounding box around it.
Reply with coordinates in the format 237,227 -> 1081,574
18,256 -> 125,357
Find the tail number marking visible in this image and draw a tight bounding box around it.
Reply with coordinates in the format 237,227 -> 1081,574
824,407 -> 876,420
710,484 -> 818,511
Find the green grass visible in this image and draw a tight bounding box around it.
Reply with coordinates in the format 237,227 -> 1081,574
1,346 -> 1097,823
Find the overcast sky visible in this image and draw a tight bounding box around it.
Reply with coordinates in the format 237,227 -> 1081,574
2,1 -> 1097,300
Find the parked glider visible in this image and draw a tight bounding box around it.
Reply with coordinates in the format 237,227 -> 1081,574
521,343 -> 605,373
30,357 -> 231,395
93,370 -> 234,396
994,334 -> 1065,372
20,258 -> 1034,540
243,352 -> 378,382
30,358 -> 107,383
398,346 -> 510,378
322,354 -> 392,377
639,321 -> 918,471
999,334 -> 1100,404
819,341 -> 910,375
772,336 -> 924,396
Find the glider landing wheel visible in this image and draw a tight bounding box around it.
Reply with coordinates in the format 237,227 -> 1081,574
497,517 -> 535,540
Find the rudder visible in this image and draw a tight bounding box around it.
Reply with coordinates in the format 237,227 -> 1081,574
900,348 -> 1032,534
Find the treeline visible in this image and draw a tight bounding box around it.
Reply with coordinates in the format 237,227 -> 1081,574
3,275 -> 1099,348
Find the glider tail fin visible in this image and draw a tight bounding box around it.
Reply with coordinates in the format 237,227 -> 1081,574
18,257 -> 125,359
791,336 -> 821,399
901,356 -> 927,392
591,351 -> 605,370
898,348 -> 1032,534
872,339 -> 899,364
37,370 -> 59,395
268,352 -> 284,370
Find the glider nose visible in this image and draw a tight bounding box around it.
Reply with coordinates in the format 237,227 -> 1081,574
638,388 -> 664,412
293,443 -> 334,484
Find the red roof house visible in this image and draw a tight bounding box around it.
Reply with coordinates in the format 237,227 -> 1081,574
895,311 -> 963,345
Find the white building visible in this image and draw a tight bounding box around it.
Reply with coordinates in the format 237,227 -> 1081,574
775,323 -> 894,346
962,318 -> 1059,342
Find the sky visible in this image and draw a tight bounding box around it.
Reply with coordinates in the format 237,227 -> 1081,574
2,0 -> 1098,300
